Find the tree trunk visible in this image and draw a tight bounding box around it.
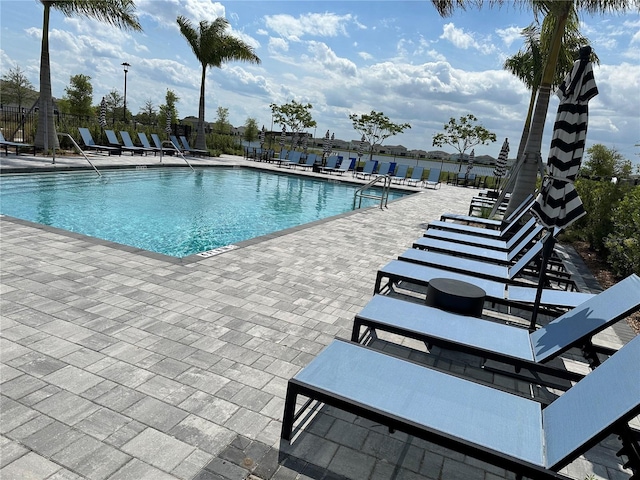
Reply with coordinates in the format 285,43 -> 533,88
505,4 -> 571,217
194,64 -> 207,151
35,3 -> 59,152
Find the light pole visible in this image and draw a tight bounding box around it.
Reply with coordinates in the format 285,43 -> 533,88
121,62 -> 130,123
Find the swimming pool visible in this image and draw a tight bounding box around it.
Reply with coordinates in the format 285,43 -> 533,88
0,167 -> 409,258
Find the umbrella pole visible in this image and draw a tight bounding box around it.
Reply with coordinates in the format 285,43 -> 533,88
529,231 -> 555,331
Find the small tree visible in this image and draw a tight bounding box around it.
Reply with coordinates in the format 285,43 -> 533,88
432,114 -> 496,164
270,100 -> 317,150
0,65 -> 35,110
349,110 -> 411,160
213,106 -> 231,135
159,89 -> 179,132
136,99 -> 157,126
243,117 -> 259,144
104,88 -> 123,125
580,144 -> 632,179
63,73 -> 93,117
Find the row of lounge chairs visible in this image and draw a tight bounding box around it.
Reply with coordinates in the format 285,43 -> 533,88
77,128 -> 209,157
0,131 -> 36,156
281,195 -> 640,479
251,149 -> 444,188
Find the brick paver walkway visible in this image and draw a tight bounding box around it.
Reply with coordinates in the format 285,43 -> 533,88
1,153 -> 636,479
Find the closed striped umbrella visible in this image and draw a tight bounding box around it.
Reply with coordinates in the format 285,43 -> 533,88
357,134 -> 366,159
260,125 -> 266,147
322,130 -> 331,158
465,149 -> 475,176
99,97 -> 107,128
529,46 -> 598,330
531,47 -> 598,230
494,138 -> 509,178
165,109 -> 172,135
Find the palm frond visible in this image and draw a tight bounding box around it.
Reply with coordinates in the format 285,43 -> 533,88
49,0 -> 142,31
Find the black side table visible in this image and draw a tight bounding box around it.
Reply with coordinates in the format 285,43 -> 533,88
425,278 -> 486,317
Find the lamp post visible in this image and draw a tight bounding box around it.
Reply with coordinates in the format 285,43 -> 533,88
121,62 -> 130,123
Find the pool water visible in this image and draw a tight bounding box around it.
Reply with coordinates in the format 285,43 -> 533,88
0,167 -> 409,258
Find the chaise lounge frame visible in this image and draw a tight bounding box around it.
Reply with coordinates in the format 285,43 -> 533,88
281,337 -> 640,480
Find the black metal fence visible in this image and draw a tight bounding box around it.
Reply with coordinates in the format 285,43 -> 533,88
0,105 -> 192,147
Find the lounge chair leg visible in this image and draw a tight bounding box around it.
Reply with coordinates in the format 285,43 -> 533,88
617,426 -> 640,476
581,340 -> 602,368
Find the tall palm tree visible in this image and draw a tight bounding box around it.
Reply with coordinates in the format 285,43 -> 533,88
35,0 -> 142,152
431,0 -> 637,215
504,17 -> 598,166
177,16 -> 261,151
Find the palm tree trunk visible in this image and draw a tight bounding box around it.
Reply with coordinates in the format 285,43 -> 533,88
195,64 -> 207,150
35,2 -> 59,152
515,89 -> 537,165
505,3 -> 571,217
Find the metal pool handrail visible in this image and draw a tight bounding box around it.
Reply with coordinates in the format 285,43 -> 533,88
160,140 -> 195,171
53,133 -> 101,176
353,174 -> 391,209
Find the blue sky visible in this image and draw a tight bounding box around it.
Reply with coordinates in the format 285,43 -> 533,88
1,0 -> 639,163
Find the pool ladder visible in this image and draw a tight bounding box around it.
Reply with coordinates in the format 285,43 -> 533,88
353,175 -> 391,209
161,140 -> 195,171
53,133 -> 102,176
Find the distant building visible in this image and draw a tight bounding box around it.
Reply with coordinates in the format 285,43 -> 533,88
427,150 -> 450,160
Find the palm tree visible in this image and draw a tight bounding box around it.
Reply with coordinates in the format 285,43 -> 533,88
35,0 -> 142,152
177,16 -> 261,151
504,17 -> 598,166
431,0 -> 637,215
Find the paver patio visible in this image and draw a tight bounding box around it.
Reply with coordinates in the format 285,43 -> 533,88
0,152 -> 636,480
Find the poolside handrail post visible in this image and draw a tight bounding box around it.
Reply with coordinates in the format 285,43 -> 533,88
54,132 -> 101,176
163,140 -> 195,171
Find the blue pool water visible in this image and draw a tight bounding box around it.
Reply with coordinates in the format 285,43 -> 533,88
0,167 -> 408,258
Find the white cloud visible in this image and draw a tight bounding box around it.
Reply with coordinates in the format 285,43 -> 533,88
358,51 -> 373,61
264,13 -> 357,40
268,37 -> 289,53
304,41 -> 357,77
439,23 -> 496,55
137,0 -> 226,28
495,26 -> 523,48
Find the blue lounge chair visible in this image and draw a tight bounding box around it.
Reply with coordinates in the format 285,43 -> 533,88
413,223 -> 544,264
424,168 -> 441,189
297,153 -> 318,170
78,128 -> 120,155
398,238 -> 547,285
439,194 -> 533,227
373,162 -> 392,178
390,164 -> 409,184
281,150 -> 302,168
180,135 -> 209,157
423,216 -> 539,251
139,133 -> 172,155
282,336 -> 640,479
334,158 -> 353,175
120,131 -> 153,155
320,155 -> 339,172
169,135 -> 187,154
426,199 -> 533,238
374,253 -> 585,309
105,129 -> 144,155
405,166 -> 424,186
0,131 -> 35,156
355,160 -> 377,179
355,274 -> 640,382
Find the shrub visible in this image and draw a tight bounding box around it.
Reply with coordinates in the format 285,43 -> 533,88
570,178 -> 627,251
604,186 -> 640,277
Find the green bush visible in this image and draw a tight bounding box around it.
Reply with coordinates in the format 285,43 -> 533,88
570,178 -> 627,251
604,186 -> 640,277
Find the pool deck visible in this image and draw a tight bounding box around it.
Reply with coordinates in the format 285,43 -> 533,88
1,151 -> 637,480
